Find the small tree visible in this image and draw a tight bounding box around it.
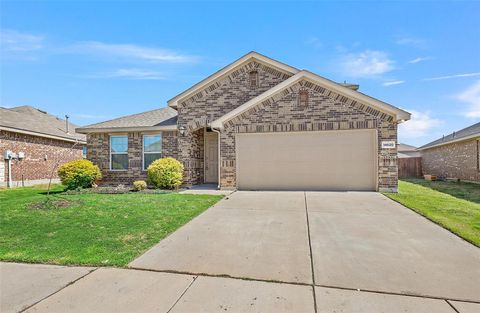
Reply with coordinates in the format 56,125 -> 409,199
147,157 -> 183,190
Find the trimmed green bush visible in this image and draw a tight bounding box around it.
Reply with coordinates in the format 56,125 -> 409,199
147,157 -> 183,190
133,180 -> 147,191
58,159 -> 102,190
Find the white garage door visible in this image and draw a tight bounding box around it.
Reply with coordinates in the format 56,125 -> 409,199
236,129 -> 377,191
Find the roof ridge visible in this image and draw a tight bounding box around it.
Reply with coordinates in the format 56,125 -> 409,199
82,106 -> 175,128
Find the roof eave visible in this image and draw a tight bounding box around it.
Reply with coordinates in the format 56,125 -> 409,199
417,133 -> 480,150
167,51 -> 300,108
76,125 -> 178,134
0,126 -> 86,144
210,71 -> 410,129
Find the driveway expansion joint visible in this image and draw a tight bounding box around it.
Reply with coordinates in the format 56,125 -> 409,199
304,191 -> 318,313
19,267 -> 98,313
446,300 -> 461,313
166,275 -> 198,313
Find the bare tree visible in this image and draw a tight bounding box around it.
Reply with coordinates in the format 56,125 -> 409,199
46,140 -> 80,196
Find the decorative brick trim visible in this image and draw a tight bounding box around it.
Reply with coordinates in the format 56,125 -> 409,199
224,80 -> 394,129
179,61 -> 293,109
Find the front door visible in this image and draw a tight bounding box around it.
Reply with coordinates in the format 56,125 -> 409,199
204,131 -> 218,183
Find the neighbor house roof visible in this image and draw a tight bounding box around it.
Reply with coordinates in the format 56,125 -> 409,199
76,107 -> 178,133
0,105 -> 86,143
397,143 -> 422,158
210,70 -> 411,129
418,122 -> 480,150
167,51 -> 300,108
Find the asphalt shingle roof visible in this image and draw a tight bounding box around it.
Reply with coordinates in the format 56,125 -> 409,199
78,107 -> 177,130
0,106 -> 86,142
419,122 -> 480,150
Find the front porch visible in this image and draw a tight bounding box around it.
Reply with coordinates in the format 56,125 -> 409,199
179,127 -> 219,187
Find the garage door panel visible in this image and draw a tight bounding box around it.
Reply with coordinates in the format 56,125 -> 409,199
236,130 -> 377,191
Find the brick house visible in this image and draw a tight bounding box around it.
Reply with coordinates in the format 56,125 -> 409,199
418,122 -> 480,182
0,106 -> 86,187
78,52 -> 411,192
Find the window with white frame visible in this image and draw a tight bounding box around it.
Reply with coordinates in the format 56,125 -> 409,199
143,134 -> 162,170
110,136 -> 128,170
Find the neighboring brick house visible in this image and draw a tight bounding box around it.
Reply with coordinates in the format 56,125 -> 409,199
78,52 -> 411,192
0,106 -> 86,187
418,122 -> 480,182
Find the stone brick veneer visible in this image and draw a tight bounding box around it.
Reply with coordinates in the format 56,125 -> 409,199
219,80 -> 398,191
177,61 -> 292,185
422,139 -> 480,182
87,131 -> 178,185
0,130 -> 84,187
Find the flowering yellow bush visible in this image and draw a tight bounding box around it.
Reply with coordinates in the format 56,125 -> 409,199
133,180 -> 147,191
147,157 -> 183,189
58,159 -> 102,190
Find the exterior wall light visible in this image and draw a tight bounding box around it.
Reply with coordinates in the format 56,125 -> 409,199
178,126 -> 186,137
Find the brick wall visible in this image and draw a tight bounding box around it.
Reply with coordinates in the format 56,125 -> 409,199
0,130 -> 84,187
422,139 -> 480,182
87,130 -> 178,186
177,60 -> 292,185
219,80 -> 398,191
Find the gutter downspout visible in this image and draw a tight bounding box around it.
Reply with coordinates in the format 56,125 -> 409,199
211,127 -> 222,190
7,158 -> 12,188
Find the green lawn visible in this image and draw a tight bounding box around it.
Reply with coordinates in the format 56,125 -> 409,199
0,185 -> 222,266
384,179 -> 480,247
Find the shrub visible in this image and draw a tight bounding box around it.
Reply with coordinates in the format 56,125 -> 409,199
147,157 -> 183,190
58,159 -> 102,190
133,180 -> 147,191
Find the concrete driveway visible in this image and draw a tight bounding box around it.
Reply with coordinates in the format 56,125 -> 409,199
5,191 -> 480,312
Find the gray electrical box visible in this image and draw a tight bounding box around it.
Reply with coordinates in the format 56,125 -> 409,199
4,150 -> 13,160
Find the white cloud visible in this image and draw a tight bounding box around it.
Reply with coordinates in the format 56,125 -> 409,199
68,41 -> 197,63
338,50 -> 395,78
398,110 -> 442,138
408,56 -> 431,64
423,72 -> 480,81
87,68 -> 166,80
395,37 -> 427,49
305,37 -> 323,49
456,80 -> 480,118
382,80 -> 405,87
0,29 -> 44,51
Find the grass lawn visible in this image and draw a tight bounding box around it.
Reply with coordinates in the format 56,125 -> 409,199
0,185 -> 223,266
384,179 -> 480,247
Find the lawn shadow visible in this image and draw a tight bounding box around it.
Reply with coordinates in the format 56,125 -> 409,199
403,178 -> 480,205
39,190 -> 64,195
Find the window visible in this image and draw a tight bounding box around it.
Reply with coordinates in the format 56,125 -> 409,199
143,135 -> 162,170
82,146 -> 87,158
110,136 -> 128,170
298,89 -> 309,107
249,70 -> 258,88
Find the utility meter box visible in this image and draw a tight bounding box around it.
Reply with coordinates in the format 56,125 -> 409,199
18,152 -> 25,159
4,150 -> 13,160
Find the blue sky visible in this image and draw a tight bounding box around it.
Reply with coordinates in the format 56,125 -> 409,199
1,1 -> 479,146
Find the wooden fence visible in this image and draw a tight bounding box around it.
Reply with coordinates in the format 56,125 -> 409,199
398,157 -> 422,178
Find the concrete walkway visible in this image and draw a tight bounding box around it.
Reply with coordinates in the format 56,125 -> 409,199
3,191 -> 480,312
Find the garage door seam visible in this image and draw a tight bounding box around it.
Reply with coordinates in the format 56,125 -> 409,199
304,191 -> 318,313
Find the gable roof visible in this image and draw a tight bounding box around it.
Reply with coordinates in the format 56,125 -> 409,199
76,107 -> 177,133
397,143 -> 418,152
418,122 -> 480,150
210,70 -> 411,129
0,106 -> 86,143
167,51 -> 299,108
